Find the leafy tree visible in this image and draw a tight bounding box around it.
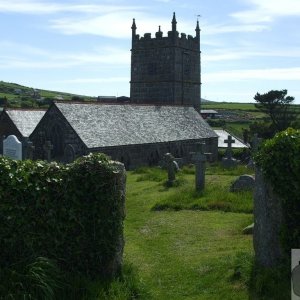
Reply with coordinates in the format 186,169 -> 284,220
254,89 -> 297,133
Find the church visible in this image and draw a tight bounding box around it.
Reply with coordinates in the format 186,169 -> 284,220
3,13 -> 218,168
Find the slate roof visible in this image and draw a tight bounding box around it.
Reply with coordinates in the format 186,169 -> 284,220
214,129 -> 249,148
6,109 -> 45,137
55,102 -> 218,149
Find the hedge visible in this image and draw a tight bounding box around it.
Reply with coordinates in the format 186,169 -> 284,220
255,128 -> 300,253
0,153 -> 126,278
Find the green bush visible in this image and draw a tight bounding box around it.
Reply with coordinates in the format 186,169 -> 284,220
255,128 -> 300,253
0,153 -> 125,278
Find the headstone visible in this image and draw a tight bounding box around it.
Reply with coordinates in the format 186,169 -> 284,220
22,137 -> 35,160
191,142 -> 208,191
222,135 -> 238,168
230,174 -> 255,192
164,153 -> 179,186
3,135 -> 22,160
43,140 -> 53,162
253,167 -> 284,267
64,144 -> 75,163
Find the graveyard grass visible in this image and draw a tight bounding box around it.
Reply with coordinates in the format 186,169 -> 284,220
122,164 -> 254,299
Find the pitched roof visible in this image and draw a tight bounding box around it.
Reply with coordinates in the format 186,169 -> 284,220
6,109 -> 45,137
214,129 -> 249,148
55,102 -> 218,149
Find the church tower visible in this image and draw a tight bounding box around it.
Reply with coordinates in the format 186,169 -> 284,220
130,13 -> 201,110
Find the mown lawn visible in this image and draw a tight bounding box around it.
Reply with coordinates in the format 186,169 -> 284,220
123,166 -> 254,299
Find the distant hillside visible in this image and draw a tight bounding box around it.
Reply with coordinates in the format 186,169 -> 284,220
0,81 -> 95,108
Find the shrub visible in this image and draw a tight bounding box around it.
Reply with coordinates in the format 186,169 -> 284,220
255,128 -> 300,253
0,153 -> 125,278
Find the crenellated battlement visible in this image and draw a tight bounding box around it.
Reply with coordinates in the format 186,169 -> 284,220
130,12 -> 201,110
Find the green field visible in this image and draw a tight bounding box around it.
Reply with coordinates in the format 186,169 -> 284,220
202,102 -> 258,111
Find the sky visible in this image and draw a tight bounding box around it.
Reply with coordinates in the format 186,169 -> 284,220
0,0 -> 300,103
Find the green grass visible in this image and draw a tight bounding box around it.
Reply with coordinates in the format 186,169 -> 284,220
202,102 -> 258,111
124,166 -> 254,299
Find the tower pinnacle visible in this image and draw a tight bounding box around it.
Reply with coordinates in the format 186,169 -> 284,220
131,18 -> 137,35
172,12 -> 177,32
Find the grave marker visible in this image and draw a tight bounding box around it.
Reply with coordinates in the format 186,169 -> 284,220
43,140 -> 53,162
191,142 -> 209,191
3,135 -> 22,160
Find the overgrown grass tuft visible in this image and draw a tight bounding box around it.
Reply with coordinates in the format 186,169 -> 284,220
0,257 -> 65,299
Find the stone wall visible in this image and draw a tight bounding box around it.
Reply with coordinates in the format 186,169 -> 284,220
30,105 -> 87,161
130,22 -> 200,109
253,167 -> 284,267
90,137 -> 217,170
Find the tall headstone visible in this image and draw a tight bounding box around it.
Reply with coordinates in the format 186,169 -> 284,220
22,137 -> 35,160
164,153 -> 179,186
222,135 -> 238,168
247,133 -> 263,169
43,140 -> 53,162
3,135 -> 22,160
191,142 -> 208,191
0,135 -> 4,155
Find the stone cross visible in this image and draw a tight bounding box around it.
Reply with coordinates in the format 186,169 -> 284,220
164,153 -> 179,186
43,140 -> 53,162
191,142 -> 208,191
224,135 -> 235,159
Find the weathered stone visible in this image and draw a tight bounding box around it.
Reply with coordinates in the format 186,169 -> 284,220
3,135 -> 22,160
190,142 -> 209,191
230,174 -> 255,192
222,135 -> 238,168
253,167 -> 284,267
164,153 -> 179,186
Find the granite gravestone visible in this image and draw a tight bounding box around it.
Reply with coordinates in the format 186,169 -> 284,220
164,153 -> 179,186
222,135 -> 238,168
3,135 -> 22,160
191,142 -> 208,191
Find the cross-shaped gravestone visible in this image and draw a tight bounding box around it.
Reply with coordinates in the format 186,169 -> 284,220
43,140 -> 53,162
191,142 -> 208,191
224,135 -> 235,159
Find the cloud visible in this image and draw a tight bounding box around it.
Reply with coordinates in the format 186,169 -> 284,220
203,67 -> 300,82
51,11 -> 195,39
0,0 -> 141,15
59,77 -> 129,84
0,42 -> 130,69
231,0 -> 300,23
204,23 -> 268,35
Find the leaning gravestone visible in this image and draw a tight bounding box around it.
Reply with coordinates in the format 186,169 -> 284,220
3,135 -> 22,160
222,135 -> 238,168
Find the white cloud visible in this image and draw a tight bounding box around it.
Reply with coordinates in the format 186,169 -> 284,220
204,23 -> 268,35
59,77 -> 129,84
0,0 -> 141,14
204,67 -> 300,82
231,0 -> 300,23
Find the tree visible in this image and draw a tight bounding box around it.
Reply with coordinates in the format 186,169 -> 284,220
254,89 -> 296,133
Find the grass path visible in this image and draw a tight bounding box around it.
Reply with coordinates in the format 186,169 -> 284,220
124,171 -> 253,299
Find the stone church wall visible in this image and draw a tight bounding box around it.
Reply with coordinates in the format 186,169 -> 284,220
30,105 -> 87,161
